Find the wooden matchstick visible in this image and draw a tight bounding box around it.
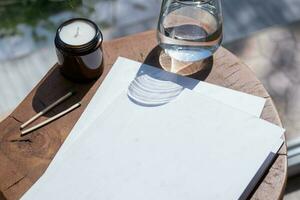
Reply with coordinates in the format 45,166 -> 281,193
21,102 -> 81,136
20,91 -> 74,129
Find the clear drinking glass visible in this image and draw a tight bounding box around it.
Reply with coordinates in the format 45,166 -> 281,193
157,0 -> 223,63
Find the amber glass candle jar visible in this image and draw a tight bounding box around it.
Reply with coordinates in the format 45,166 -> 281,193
55,18 -> 103,82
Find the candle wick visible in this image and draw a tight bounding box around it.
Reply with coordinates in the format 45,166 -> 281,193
74,27 -> 80,38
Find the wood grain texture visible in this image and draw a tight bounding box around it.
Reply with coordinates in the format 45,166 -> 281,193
0,30 -> 287,200
0,112 -> 10,124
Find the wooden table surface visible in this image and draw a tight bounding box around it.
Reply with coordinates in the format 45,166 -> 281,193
0,30 -> 287,200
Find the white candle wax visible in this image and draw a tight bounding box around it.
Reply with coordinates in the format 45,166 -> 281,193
59,20 -> 96,46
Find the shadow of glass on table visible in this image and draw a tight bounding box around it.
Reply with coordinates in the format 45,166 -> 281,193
127,46 -> 213,107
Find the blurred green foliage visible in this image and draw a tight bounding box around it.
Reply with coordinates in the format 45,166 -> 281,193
0,0 -> 82,37
0,0 -> 147,40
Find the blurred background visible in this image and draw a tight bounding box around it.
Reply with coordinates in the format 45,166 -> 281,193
1,0 -> 300,198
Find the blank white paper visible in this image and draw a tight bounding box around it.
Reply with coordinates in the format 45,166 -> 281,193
21,57 -> 268,194
21,90 -> 283,200
56,57 -> 266,156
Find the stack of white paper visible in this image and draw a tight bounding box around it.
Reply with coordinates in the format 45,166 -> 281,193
21,57 -> 284,200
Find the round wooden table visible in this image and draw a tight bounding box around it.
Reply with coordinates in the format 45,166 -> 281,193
0,30 -> 287,200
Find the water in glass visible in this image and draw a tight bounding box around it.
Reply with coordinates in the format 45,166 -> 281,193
157,0 -> 223,62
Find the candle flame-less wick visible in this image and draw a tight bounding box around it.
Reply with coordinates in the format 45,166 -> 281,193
74,27 -> 80,38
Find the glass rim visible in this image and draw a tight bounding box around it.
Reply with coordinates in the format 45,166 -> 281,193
175,0 -> 215,5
